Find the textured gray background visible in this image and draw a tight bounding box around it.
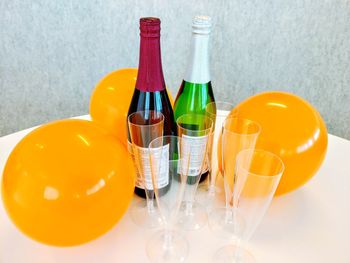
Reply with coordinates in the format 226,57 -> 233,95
0,0 -> 349,139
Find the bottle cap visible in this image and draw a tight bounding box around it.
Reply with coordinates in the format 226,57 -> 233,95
140,17 -> 161,38
192,15 -> 212,35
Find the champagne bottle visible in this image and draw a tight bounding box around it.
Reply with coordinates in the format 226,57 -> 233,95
174,16 -> 215,183
127,17 -> 177,198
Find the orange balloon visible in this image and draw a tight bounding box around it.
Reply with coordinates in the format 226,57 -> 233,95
90,68 -> 174,145
229,91 -> 328,195
1,119 -> 135,246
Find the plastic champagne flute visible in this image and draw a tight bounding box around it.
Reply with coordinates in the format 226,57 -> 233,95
147,135 -> 191,262
212,149 -> 284,263
176,113 -> 213,230
197,101 -> 236,210
209,117 -> 261,236
128,110 -> 164,228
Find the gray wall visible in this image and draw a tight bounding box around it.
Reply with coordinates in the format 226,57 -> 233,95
1,0 -> 349,139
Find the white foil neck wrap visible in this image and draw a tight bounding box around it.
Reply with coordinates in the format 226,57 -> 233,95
184,15 -> 212,84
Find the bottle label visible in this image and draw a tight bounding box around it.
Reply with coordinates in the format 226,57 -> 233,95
127,141 -> 169,190
179,134 -> 209,176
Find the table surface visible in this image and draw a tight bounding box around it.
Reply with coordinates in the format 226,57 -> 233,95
0,116 -> 349,263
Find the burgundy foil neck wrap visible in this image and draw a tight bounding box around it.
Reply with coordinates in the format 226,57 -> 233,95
136,17 -> 166,92
140,17 -> 161,38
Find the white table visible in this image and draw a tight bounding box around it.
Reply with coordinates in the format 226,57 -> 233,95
0,116 -> 349,263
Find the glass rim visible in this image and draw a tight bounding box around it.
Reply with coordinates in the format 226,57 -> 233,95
149,135 -> 182,162
223,116 -> 261,136
176,113 -> 213,133
205,101 -> 235,110
205,101 -> 236,118
149,135 -> 181,148
128,110 -> 165,127
236,148 -> 285,179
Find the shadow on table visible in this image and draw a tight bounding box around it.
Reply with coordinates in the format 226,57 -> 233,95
0,210 -> 150,263
251,187 -> 326,244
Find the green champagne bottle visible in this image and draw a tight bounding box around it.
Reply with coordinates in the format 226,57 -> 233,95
174,15 -> 215,183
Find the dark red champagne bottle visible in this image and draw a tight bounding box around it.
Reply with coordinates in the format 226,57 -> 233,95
127,17 -> 177,198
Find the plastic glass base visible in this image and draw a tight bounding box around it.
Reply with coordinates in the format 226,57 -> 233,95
129,199 -> 162,228
146,230 -> 189,263
213,245 -> 255,263
177,201 -> 208,230
208,208 -> 245,239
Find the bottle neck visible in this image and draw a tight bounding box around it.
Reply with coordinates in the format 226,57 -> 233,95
136,36 -> 166,92
184,33 -> 210,84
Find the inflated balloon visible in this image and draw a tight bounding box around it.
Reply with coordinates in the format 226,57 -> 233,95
2,119 -> 135,246
228,91 -> 328,195
90,68 -> 174,145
